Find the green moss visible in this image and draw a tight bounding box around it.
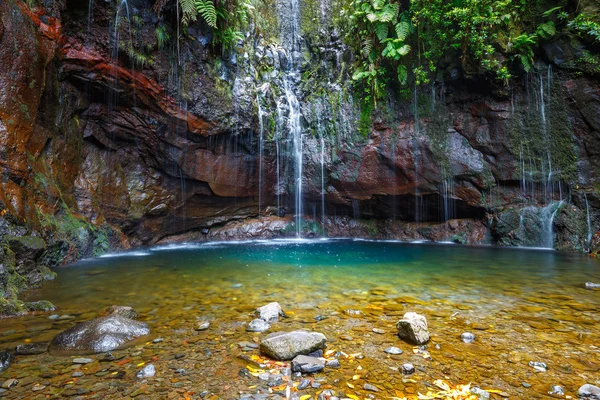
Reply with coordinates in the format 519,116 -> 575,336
25,300 -> 56,312
358,100 -> 372,138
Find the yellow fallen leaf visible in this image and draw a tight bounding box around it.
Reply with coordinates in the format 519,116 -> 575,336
136,362 -> 145,367
352,375 -> 360,380
346,395 -> 360,400
299,395 -> 312,400
347,382 -> 355,389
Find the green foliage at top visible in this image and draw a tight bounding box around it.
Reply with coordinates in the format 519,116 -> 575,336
341,0 -> 414,106
341,0 -> 600,105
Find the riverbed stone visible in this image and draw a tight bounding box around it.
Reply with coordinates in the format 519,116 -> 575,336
257,302 -> 284,322
136,364 -> 155,379
16,342 -> 48,355
0,351 -> 13,373
260,330 -> 327,360
291,355 -> 325,373
247,319 -> 270,332
461,332 -> 476,343
578,384 -> 600,399
396,312 -> 430,344
50,314 -> 150,354
384,346 -> 403,355
584,282 -> 600,290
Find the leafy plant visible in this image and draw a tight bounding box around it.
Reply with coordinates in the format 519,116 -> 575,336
155,25 -> 171,49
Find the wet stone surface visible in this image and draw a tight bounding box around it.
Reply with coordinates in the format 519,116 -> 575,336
0,240 -> 599,399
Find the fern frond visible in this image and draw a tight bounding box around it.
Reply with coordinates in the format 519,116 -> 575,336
361,38 -> 373,57
395,21 -> 409,41
397,64 -> 407,85
180,0 -> 198,25
375,23 -> 388,42
397,44 -> 411,55
196,0 -> 217,28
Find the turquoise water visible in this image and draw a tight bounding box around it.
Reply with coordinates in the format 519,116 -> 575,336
1,239 -> 600,399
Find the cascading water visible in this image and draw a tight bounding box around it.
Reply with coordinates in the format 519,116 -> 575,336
277,0 -> 304,236
256,94 -> 265,218
584,193 -> 592,250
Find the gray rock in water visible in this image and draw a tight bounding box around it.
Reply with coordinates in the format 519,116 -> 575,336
364,383 -> 379,392
396,312 -> 430,345
549,385 -> 564,396
0,351 -> 13,373
196,321 -> 210,331
103,305 -> 138,319
585,282 -> 600,290
461,332 -> 476,343
384,346 -> 403,355
291,355 -> 325,373
136,364 -> 155,379
578,384 -> 600,399
470,387 -> 490,400
72,357 -> 94,364
325,359 -> 340,369
257,302 -> 284,322
297,379 -> 310,390
16,343 -> 48,355
247,319 -> 270,332
50,314 -> 150,354
529,361 -> 547,372
401,363 -> 415,375
260,330 -> 327,361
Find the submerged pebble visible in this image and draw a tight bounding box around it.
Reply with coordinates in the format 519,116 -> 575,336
548,385 -> 564,396
136,364 -> 156,379
461,332 -> 476,343
384,346 -> 403,355
72,357 -> 94,364
401,363 -> 415,375
196,321 -> 210,331
528,361 -> 547,372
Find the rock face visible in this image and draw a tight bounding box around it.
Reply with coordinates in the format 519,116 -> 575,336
260,331 -> 327,361
49,315 -> 150,354
396,312 -> 430,345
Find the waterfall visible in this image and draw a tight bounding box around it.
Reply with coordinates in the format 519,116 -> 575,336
584,193 -> 592,250
257,94 -> 265,218
540,200 -> 563,249
278,0 -> 304,236
318,116 -> 326,234
413,84 -> 421,224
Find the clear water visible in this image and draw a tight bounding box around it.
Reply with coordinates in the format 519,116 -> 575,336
1,240 -> 600,399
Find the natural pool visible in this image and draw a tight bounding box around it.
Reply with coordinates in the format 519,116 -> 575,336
1,239 -> 599,399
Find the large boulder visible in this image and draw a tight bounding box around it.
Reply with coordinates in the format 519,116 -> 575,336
260,330 -> 327,361
396,312 -> 430,345
49,315 -> 150,355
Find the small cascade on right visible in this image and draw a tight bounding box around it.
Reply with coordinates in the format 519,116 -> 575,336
584,192 -> 592,251
514,65 -> 567,249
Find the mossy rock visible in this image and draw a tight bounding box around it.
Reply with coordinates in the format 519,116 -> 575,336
25,300 -> 56,312
7,235 -> 46,255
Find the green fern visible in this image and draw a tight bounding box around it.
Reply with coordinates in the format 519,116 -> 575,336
395,21 -> 410,41
196,0 -> 217,28
397,44 -> 411,55
397,64 -> 407,85
375,23 -> 388,42
536,21 -> 556,39
361,38 -> 373,57
179,0 -> 198,25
